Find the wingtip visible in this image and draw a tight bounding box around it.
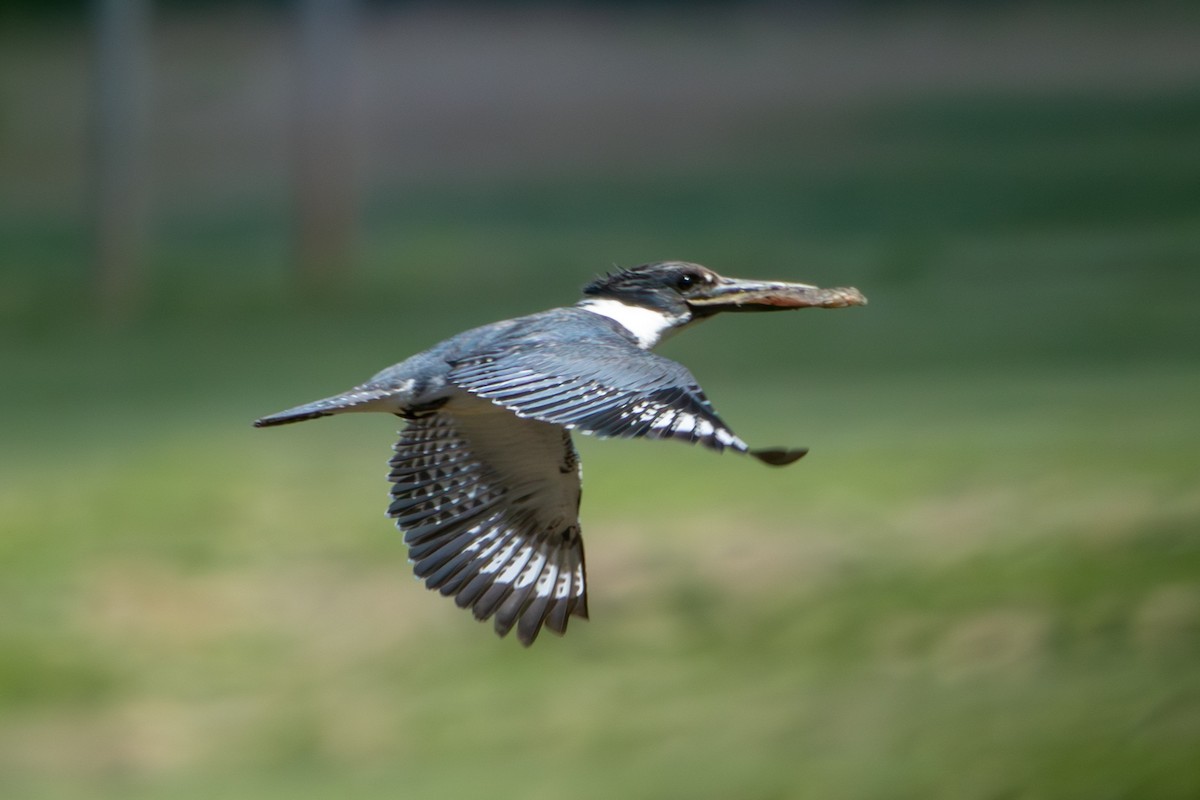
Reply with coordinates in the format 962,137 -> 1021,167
751,447 -> 808,466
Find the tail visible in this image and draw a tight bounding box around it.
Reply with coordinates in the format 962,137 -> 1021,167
253,406 -> 333,428
253,386 -> 400,428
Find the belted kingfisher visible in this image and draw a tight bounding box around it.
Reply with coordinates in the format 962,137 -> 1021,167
254,261 -> 865,645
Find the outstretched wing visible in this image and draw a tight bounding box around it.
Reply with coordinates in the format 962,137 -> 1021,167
388,399 -> 587,645
448,339 -> 752,455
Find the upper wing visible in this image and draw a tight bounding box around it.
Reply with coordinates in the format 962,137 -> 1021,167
447,339 -> 752,456
388,399 -> 587,645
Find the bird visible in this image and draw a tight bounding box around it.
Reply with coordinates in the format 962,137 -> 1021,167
254,261 -> 866,645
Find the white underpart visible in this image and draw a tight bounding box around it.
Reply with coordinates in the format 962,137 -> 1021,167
578,298 -> 683,349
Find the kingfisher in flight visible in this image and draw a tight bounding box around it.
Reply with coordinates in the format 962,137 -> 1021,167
254,261 -> 866,645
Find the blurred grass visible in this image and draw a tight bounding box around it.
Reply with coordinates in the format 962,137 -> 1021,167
3,50 -> 1200,800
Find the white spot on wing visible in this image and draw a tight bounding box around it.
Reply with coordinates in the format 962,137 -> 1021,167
554,570 -> 572,600
497,543 -> 535,584
482,539 -> 520,574
536,563 -> 559,598
651,409 -> 676,430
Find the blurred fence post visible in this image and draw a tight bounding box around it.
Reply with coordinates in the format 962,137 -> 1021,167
90,0 -> 150,324
293,0 -> 360,300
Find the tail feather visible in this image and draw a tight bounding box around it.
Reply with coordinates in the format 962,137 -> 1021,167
253,408 -> 332,428
253,386 -> 400,428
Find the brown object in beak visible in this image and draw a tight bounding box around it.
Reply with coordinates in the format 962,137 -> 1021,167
692,282 -> 868,313
748,286 -> 868,309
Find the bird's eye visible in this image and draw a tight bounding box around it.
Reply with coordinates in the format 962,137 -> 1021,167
676,273 -> 699,290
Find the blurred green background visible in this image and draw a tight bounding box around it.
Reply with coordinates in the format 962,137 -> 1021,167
2,2 -> 1199,798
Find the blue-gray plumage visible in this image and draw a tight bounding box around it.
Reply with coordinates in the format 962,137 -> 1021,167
254,261 -> 866,645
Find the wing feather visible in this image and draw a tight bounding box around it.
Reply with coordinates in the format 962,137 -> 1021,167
450,342 -> 751,456
388,404 -> 587,646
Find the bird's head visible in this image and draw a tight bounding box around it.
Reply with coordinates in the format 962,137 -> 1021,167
579,261 -> 866,348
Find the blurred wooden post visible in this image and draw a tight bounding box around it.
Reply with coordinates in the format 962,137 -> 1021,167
91,0 -> 150,323
293,0 -> 359,299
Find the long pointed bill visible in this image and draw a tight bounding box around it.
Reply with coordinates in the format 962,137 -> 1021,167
686,277 -> 868,315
